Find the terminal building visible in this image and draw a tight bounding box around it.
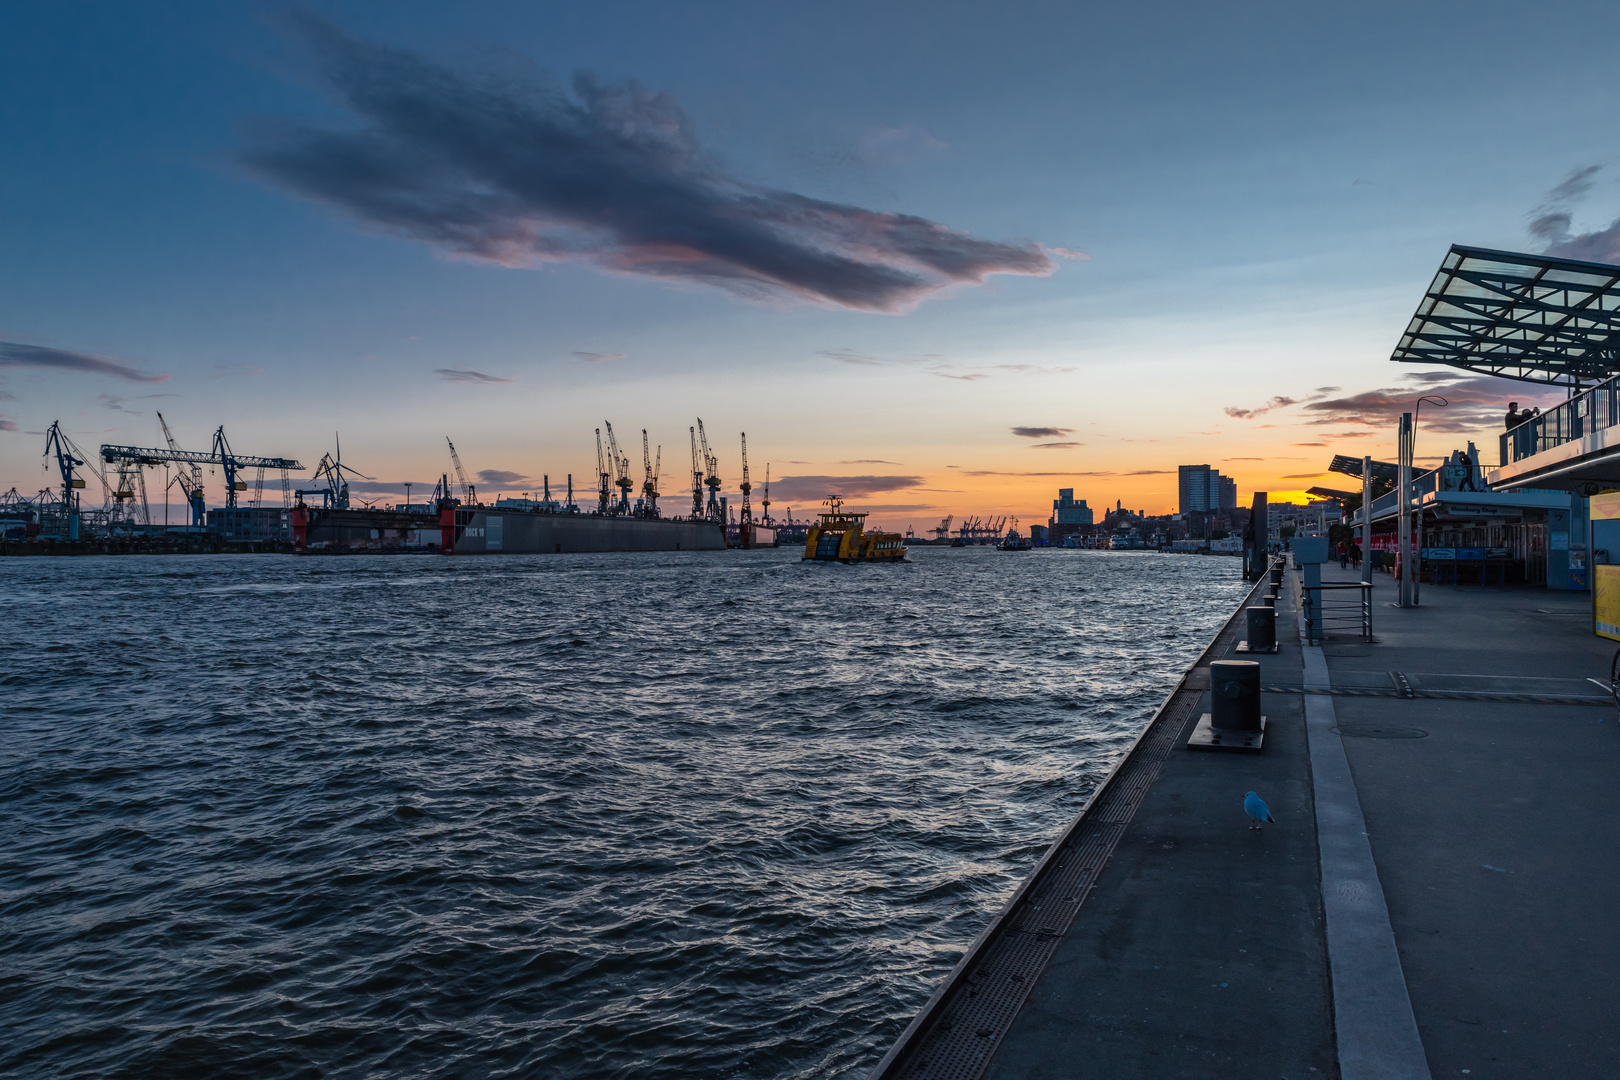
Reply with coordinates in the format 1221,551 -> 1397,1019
1346,244 -> 1620,597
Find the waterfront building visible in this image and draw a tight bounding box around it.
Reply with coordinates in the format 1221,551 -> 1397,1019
1177,464 -> 1237,514
1047,487 -> 1093,544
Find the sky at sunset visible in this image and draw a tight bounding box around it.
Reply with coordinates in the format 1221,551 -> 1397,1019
4,2 -> 1618,532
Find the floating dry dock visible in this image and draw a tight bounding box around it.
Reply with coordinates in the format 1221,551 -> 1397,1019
872,559 -> 1620,1078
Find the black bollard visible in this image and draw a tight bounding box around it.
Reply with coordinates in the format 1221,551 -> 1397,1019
1246,606 -> 1276,651
1269,565 -> 1283,587
1210,660 -> 1262,731
1256,594 -> 1275,608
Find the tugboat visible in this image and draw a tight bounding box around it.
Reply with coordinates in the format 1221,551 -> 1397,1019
803,497 -> 907,563
997,520 -> 1031,551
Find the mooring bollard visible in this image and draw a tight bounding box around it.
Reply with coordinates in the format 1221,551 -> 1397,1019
1269,564 -> 1283,588
1256,593 -> 1275,608
1210,659 -> 1262,731
1246,606 -> 1276,651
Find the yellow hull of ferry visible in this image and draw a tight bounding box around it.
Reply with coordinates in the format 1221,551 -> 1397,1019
802,511 -> 908,563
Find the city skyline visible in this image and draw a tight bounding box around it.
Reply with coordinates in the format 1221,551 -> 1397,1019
3,2 -> 1615,532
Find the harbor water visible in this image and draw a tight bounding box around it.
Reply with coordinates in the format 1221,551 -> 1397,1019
1,547 -> 1246,1078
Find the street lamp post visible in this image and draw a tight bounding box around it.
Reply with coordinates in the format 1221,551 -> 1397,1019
1402,396 -> 1449,608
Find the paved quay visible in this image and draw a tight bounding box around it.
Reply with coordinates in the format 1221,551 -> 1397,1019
875,561 -> 1620,1079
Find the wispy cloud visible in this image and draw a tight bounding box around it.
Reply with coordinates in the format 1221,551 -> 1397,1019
241,15 -> 1057,313
837,459 -> 901,465
574,351 -> 624,363
0,416 -> 16,432
435,367 -> 514,384
769,474 -> 922,500
926,369 -> 987,381
477,468 -> 528,485
0,341 -> 169,383
818,347 -> 887,366
1031,441 -> 1082,449
1011,426 -> 1073,438
1123,469 -> 1171,475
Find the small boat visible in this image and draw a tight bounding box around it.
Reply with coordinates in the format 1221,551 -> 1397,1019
803,498 -> 907,563
997,521 -> 1031,551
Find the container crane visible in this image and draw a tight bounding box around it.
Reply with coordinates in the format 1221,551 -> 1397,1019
761,464 -> 772,525
931,515 -> 953,541
689,426 -> 704,520
603,422 -> 633,515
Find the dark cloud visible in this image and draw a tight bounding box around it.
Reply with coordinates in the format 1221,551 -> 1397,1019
436,367 -> 514,383
1224,395 -> 1297,420
1123,469 -> 1171,475
1302,374 -> 1560,433
962,469 -> 1113,477
1011,426 -> 1073,438
1031,441 -> 1082,449
574,351 -> 624,363
768,474 -> 922,500
1282,473 -> 1324,479
0,341 -> 169,383
478,469 -> 528,485
1529,165 -> 1620,264
242,16 -> 1056,313
837,459 -> 901,464
342,479 -> 435,495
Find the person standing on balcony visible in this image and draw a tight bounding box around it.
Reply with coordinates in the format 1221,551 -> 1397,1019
1505,402 -> 1521,428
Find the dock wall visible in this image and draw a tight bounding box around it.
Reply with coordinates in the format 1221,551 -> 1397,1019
868,572 -> 1266,1079
453,510 -> 726,554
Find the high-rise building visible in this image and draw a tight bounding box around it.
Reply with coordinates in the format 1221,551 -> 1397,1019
1178,465 -> 1238,514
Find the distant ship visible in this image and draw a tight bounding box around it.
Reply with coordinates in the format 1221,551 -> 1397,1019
997,527 -> 1031,552
802,499 -> 907,563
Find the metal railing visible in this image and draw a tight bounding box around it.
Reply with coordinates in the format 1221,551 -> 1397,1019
1301,582 -> 1373,644
1500,372 -> 1620,466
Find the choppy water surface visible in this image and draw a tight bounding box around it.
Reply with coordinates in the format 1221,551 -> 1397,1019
1,547 -> 1244,1078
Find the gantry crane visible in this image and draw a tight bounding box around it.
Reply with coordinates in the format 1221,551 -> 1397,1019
101,422 -> 300,526
761,463 -> 772,525
595,428 -> 611,513
603,422 -> 633,515
931,515 -> 954,540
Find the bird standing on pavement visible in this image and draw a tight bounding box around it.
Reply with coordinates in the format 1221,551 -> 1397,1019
1244,791 -> 1275,830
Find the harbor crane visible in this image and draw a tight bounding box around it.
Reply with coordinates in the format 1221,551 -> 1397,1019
446,437 -> 474,504
603,422 -> 633,515
688,426 -> 704,520
641,430 -> 661,518
158,412 -> 207,526
101,421 -> 301,527
761,464 -> 772,525
931,515 -> 954,541
695,418 -> 722,523
595,428 -> 611,514
738,433 -> 753,529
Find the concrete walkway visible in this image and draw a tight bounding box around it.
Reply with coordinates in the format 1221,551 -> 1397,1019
1317,562 -> 1620,1078
981,563 -> 1620,1079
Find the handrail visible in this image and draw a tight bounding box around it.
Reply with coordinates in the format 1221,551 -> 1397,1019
1499,372 -> 1620,467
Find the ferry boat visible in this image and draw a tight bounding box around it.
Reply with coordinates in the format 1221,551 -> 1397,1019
802,498 -> 907,563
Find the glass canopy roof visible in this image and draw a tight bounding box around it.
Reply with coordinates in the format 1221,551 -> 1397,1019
1392,245 -> 1620,385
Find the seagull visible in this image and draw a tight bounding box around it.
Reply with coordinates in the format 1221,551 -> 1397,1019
1244,791 -> 1275,830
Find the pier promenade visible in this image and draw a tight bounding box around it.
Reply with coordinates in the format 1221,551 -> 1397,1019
876,560 -> 1620,1079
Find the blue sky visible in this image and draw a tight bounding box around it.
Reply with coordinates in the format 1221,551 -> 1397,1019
4,1 -> 1618,525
